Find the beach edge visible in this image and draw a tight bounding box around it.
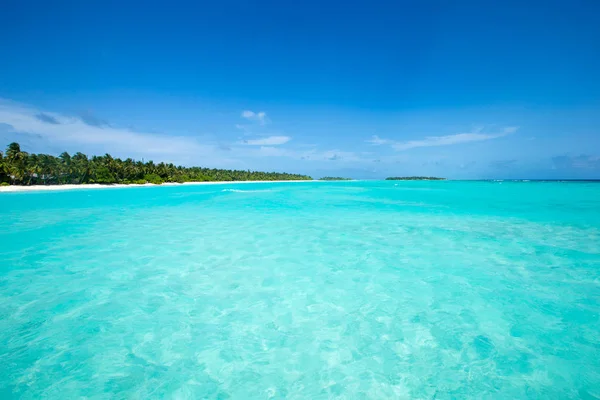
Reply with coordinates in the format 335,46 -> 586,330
0,180 -> 319,193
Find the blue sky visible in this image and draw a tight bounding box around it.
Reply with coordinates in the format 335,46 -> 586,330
1,0 -> 599,179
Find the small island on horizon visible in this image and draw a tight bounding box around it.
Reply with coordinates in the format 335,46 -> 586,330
318,177 -> 353,181
386,176 -> 446,181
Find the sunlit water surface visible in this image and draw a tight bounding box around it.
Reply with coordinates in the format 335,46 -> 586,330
1,181 -> 599,399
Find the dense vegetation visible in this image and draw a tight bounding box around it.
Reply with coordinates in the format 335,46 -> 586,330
318,177 -> 353,181
386,176 -> 446,181
0,142 -> 312,186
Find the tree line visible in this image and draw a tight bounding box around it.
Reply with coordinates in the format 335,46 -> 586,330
0,142 -> 312,186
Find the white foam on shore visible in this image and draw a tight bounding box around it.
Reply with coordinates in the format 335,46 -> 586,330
0,180 -> 316,193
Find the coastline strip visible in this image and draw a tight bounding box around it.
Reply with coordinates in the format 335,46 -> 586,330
0,180 -> 318,193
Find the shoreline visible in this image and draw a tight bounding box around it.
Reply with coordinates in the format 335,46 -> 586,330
0,180 -> 317,193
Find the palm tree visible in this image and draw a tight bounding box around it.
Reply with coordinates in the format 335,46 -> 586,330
5,142 -> 28,184
59,152 -> 72,184
38,154 -> 55,184
72,152 -> 89,183
26,154 -> 41,185
5,142 -> 22,159
0,150 -> 8,183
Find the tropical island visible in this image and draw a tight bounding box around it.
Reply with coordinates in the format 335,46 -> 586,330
318,177 -> 353,181
386,176 -> 446,181
0,142 -> 312,186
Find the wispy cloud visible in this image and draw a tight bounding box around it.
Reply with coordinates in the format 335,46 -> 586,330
35,113 -> 60,125
552,154 -> 600,170
393,127 -> 518,151
308,149 -> 362,162
366,135 -> 392,145
241,110 -> 268,125
254,145 -> 362,163
322,150 -> 342,161
258,146 -> 289,157
366,126 -> 518,151
78,110 -> 109,127
242,135 -> 291,146
489,159 -> 518,169
0,99 -> 214,160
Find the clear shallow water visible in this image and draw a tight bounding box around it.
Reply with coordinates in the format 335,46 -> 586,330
1,181 -> 599,399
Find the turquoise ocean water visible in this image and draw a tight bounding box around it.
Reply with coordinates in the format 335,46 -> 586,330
1,181 -> 599,399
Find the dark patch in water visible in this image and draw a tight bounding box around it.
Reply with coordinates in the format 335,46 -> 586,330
473,335 -> 495,358
410,314 -> 423,323
510,324 -> 525,338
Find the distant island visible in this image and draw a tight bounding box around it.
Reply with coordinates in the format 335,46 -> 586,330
0,142 -> 312,186
318,177 -> 353,181
386,177 -> 446,181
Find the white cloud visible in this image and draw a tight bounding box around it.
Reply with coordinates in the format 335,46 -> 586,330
234,123 -> 253,136
258,146 -> 289,156
366,135 -> 392,145
242,135 -> 291,146
303,149 -> 362,162
393,131 -> 511,151
241,110 -> 268,124
250,145 -> 363,163
368,126 -> 518,151
322,150 -> 342,161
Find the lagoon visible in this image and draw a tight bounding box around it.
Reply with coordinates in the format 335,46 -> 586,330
1,181 -> 599,398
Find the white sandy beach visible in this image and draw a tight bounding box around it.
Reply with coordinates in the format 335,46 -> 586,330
0,180 -> 317,193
